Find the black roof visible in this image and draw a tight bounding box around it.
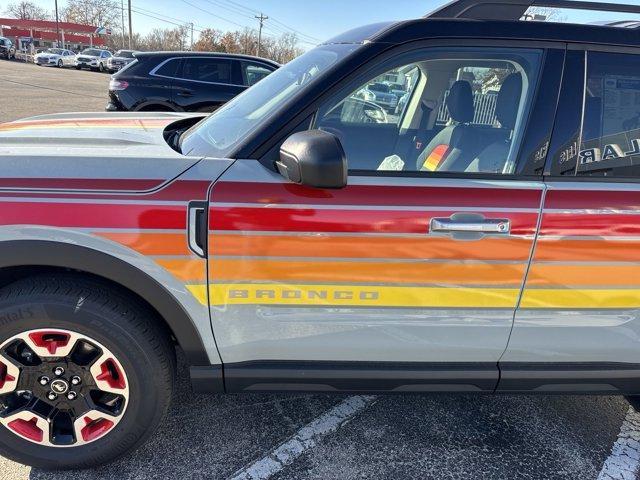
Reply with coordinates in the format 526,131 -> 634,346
134,51 -> 281,67
325,17 -> 640,49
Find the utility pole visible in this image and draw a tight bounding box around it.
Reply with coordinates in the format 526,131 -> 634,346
54,0 -> 60,47
190,22 -> 194,50
255,13 -> 268,57
121,0 -> 126,49
127,0 -> 133,49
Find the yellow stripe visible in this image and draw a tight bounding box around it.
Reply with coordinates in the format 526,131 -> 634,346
521,289 -> 640,309
187,284 -> 520,308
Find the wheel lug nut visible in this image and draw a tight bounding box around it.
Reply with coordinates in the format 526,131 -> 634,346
66,391 -> 77,400
53,367 -> 65,376
47,392 -> 57,401
38,376 -> 50,385
71,376 -> 81,386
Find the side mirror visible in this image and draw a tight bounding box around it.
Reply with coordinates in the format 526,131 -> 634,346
277,130 -> 347,189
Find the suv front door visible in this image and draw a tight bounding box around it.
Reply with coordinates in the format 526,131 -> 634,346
207,43 -> 564,392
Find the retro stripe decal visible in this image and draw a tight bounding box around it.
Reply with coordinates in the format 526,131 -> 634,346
189,284 -> 521,308
0,118 -> 173,132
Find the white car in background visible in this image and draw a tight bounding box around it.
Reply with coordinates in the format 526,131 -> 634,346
33,48 -> 76,68
75,48 -> 112,72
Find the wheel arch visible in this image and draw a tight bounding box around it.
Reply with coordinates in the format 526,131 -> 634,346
0,239 -> 211,366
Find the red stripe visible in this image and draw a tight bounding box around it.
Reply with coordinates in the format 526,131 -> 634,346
541,213 -> 640,236
210,207 -> 538,235
212,182 -> 542,208
546,190 -> 640,210
0,202 -> 186,229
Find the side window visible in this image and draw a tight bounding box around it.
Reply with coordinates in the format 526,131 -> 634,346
571,52 -> 640,178
154,59 -> 180,78
180,58 -> 233,84
314,47 -> 542,173
241,61 -> 274,86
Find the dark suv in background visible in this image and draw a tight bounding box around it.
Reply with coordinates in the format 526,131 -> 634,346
0,37 -> 15,59
106,51 -> 279,112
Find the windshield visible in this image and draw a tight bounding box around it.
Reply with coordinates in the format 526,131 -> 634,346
181,43 -> 359,158
81,49 -> 101,56
116,50 -> 135,58
46,48 -> 62,55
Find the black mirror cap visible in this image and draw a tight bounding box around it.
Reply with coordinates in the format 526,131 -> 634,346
277,129 -> 347,189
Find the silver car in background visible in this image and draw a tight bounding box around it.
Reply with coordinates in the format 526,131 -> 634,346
107,50 -> 138,73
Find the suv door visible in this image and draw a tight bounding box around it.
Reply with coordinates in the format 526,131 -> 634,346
502,48 -> 640,392
173,56 -> 244,112
207,44 -> 564,392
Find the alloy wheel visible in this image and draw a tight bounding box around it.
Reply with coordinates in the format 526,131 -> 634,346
0,329 -> 129,447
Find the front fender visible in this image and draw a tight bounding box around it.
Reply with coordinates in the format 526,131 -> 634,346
0,225 -> 220,366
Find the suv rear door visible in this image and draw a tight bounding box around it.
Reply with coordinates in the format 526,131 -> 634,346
207,42 -> 564,392
502,47 -> 640,392
173,56 -> 244,112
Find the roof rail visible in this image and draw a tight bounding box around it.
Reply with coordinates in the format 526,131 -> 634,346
426,0 -> 640,21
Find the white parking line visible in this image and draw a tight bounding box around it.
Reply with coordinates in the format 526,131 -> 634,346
229,395 -> 377,480
598,407 -> 640,480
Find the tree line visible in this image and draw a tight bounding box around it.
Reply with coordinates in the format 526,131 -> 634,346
3,0 -> 306,63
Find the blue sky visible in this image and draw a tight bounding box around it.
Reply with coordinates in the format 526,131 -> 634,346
10,0 -> 640,47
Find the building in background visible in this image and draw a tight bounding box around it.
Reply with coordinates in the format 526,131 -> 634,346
0,18 -> 108,53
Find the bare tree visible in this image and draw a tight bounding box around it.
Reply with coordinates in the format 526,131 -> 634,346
5,1 -> 50,20
524,7 -> 567,22
62,0 -> 119,27
143,25 -> 190,51
193,27 -> 303,63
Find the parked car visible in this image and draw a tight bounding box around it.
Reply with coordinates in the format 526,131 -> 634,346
0,37 -> 15,59
75,48 -> 112,72
33,48 -> 76,68
106,49 -> 137,73
4,0 -> 640,470
356,82 -> 399,112
106,51 -> 279,112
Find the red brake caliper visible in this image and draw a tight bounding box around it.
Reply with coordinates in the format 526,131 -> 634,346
8,417 -> 43,442
80,417 -> 114,442
28,331 -> 71,355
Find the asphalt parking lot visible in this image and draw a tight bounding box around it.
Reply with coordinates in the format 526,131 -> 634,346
0,59 -> 108,123
1,57 -> 640,480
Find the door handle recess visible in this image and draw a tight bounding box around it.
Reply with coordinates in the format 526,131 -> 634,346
430,213 -> 510,240
188,201 -> 208,258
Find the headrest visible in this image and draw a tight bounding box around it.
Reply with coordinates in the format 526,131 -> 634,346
496,73 -> 522,130
446,80 -> 474,124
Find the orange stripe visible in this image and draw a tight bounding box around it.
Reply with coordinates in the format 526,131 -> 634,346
535,239 -> 640,262
210,259 -> 526,285
211,235 -> 533,261
97,232 -> 191,256
528,264 -> 640,287
156,258 -> 206,282
0,118 -> 170,131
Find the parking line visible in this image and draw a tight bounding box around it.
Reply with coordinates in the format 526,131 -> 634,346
229,395 -> 377,480
597,406 -> 640,480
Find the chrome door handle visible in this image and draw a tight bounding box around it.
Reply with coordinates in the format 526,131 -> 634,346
430,213 -> 510,240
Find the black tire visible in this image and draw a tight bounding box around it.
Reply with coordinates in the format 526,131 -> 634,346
75,65 -> 81,70
0,274 -> 176,469
57,59 -> 63,68
98,63 -> 104,73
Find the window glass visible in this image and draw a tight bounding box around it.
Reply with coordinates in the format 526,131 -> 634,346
569,52 -> 640,178
180,57 -> 233,84
242,62 -> 273,86
154,59 -> 180,77
314,48 -> 542,173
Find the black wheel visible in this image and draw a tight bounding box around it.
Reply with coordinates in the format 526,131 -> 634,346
98,63 -> 104,73
75,65 -> 81,70
0,275 -> 175,469
57,59 -> 63,68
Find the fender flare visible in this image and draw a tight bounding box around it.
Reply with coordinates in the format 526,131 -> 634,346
0,240 -> 210,365
133,99 -> 182,112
